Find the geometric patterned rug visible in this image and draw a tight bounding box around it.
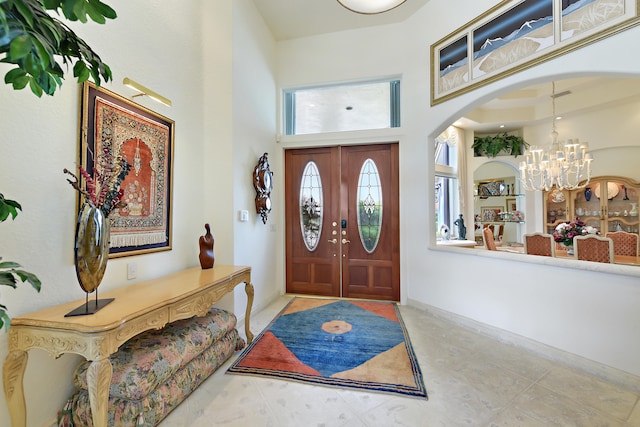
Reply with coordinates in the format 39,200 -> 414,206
226,297 -> 427,399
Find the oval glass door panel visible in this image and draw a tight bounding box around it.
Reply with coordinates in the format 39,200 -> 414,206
299,161 -> 323,251
357,158 -> 382,253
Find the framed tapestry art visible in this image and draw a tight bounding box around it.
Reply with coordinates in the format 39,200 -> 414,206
80,82 -> 174,257
431,0 -> 640,105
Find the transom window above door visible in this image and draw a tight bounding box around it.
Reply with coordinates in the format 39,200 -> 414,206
284,79 -> 401,135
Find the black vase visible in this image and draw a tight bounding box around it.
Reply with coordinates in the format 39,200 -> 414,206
584,187 -> 592,202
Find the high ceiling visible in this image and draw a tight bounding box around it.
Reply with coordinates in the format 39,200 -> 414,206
251,0 -> 430,41
458,76 -> 640,134
251,1 -> 640,134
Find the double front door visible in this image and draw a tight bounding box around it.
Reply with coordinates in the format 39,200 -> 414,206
284,144 -> 399,301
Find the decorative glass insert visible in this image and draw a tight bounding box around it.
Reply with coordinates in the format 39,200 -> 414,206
299,161 -> 323,251
357,159 -> 383,253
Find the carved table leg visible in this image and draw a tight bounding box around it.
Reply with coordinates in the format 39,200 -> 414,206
3,350 -> 28,427
244,282 -> 255,344
86,358 -> 113,427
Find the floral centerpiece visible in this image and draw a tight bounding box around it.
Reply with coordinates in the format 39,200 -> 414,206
553,217 -> 598,253
64,148 -> 130,215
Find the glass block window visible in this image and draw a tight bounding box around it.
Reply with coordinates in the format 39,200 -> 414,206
357,159 -> 382,253
299,161 -> 323,251
284,79 -> 400,135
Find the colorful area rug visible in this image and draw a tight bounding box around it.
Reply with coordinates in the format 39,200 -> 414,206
227,297 -> 427,399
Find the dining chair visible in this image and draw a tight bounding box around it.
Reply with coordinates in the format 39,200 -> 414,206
523,233 -> 556,257
483,227 -> 497,251
605,231 -> 638,256
573,235 -> 614,263
485,223 -> 504,241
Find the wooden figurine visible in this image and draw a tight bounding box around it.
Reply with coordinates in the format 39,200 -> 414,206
199,223 -> 215,269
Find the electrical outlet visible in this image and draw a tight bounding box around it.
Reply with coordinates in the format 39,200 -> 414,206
127,263 -> 137,280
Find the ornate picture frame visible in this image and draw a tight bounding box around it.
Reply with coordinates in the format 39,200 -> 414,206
477,180 -> 506,197
431,0 -> 640,105
481,206 -> 503,222
80,82 -> 175,258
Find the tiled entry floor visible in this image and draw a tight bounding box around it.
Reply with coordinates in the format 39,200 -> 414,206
161,296 -> 640,426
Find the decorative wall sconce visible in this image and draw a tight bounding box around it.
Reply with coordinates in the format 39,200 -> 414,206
253,153 -> 273,224
123,77 -> 172,107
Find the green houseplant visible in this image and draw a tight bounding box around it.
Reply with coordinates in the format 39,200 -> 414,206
0,0 -> 116,97
0,194 -> 41,330
0,0 -> 115,329
472,132 -> 529,158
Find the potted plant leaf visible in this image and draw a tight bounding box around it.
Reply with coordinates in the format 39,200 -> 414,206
472,132 -> 529,158
0,0 -> 116,97
0,194 -> 41,330
0,0 -> 115,329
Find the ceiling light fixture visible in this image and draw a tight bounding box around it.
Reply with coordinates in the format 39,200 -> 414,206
123,77 -> 172,107
519,82 -> 593,191
337,0 -> 407,14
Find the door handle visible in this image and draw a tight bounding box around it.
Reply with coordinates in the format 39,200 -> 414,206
328,239 -> 337,244
342,238 -> 350,244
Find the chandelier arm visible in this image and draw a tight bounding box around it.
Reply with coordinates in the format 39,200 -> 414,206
519,81 -> 593,191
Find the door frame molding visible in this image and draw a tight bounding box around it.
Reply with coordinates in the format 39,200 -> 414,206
284,142 -> 400,301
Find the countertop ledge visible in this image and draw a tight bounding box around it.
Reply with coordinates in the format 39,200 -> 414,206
430,244 -> 640,279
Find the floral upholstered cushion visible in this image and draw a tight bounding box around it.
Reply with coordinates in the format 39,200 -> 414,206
71,328 -> 244,427
73,307 -> 241,400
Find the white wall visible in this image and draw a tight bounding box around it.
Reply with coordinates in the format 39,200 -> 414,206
0,1 -> 277,425
275,0 -> 640,384
230,0 -> 281,314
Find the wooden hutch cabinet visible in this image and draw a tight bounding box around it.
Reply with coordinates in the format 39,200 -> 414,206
544,176 -> 640,235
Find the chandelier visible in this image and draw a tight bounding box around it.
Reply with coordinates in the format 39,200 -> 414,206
337,0 -> 407,14
519,82 -> 593,192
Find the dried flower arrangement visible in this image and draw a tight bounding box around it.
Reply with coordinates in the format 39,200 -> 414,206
64,148 -> 130,217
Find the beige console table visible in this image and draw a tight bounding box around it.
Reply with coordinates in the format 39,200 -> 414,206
3,265 -> 253,427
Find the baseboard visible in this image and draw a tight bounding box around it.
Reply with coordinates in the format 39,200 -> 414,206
406,298 -> 640,394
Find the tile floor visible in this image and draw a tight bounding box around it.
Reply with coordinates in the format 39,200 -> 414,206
160,296 -> 640,427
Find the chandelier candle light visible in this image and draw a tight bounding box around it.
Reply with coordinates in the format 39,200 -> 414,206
519,82 -> 593,191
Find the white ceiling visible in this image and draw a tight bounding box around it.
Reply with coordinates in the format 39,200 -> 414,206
251,0 -> 430,41
459,76 -> 640,133
251,1 -> 640,134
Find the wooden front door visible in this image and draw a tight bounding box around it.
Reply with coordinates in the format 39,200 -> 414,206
285,144 -> 400,301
